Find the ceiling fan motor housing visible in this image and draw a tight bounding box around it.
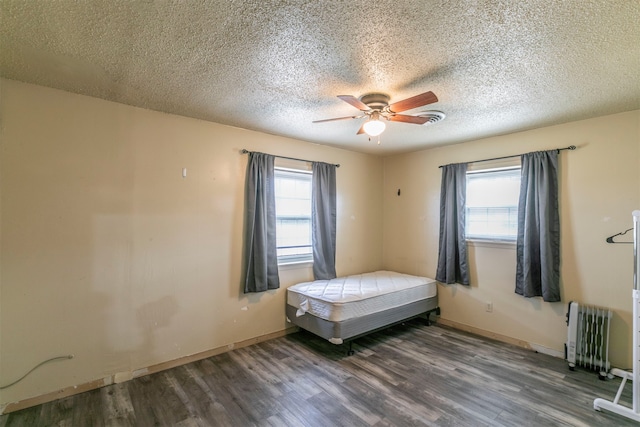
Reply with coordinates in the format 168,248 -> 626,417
359,93 -> 390,110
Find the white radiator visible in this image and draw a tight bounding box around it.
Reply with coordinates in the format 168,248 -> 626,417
566,301 -> 612,374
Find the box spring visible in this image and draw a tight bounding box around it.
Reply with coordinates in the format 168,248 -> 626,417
286,295 -> 439,345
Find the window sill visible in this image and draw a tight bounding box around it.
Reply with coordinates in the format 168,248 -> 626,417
466,239 -> 516,249
278,260 -> 314,270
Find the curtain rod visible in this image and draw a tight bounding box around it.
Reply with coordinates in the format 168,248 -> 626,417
438,145 -> 576,168
240,149 -> 340,167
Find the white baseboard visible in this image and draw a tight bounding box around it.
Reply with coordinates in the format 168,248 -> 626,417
529,343 -> 564,359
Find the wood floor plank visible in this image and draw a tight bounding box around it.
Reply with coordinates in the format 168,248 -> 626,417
262,407 -> 307,427
162,370 -> 209,427
2,404 -> 41,427
126,371 -> 192,426
272,389 -> 334,427
192,358 -> 261,426
101,384 -> 136,427
70,387 -> 104,427
196,358 -> 264,426
342,375 -> 444,426
180,364 -> 240,427
2,320 -> 639,426
283,356 -> 383,426
215,352 -> 290,422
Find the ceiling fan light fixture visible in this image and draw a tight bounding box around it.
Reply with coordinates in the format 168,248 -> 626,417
363,112 -> 386,136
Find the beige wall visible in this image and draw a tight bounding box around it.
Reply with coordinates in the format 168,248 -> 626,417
383,109 -> 640,368
2,76 -> 638,410
0,79 -> 384,408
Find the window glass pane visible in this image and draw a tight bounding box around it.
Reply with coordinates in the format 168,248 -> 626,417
466,168 -> 520,240
275,169 -> 313,263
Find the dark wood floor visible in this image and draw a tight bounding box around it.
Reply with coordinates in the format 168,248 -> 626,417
1,320 -> 636,426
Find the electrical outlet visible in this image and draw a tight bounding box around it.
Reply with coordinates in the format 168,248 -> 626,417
486,302 -> 493,313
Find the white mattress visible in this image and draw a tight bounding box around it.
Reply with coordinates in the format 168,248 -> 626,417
287,270 -> 437,322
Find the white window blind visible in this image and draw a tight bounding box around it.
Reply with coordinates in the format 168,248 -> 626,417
466,167 -> 521,241
274,168 -> 313,264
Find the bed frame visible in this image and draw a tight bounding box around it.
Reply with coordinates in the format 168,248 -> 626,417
286,296 -> 439,355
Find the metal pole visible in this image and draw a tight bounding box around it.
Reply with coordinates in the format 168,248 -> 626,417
632,210 -> 640,412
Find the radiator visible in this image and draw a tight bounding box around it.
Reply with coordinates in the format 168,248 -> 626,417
566,301 -> 612,373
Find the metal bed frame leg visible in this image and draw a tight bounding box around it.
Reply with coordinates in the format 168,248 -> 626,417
347,341 -> 355,356
425,307 -> 441,326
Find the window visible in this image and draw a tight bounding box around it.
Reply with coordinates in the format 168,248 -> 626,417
274,168 -> 313,264
466,167 -> 521,241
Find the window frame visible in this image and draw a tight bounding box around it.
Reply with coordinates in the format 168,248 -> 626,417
465,164 -> 521,245
274,165 -> 314,266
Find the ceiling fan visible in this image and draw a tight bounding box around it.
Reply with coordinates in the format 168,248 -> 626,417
313,91 -> 439,137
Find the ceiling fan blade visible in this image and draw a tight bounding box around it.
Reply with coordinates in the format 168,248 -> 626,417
387,114 -> 431,124
388,91 -> 438,113
356,123 -> 366,135
338,95 -> 371,111
313,115 -> 363,123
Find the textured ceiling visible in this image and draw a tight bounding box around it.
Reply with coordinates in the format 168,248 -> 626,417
1,1 -> 639,155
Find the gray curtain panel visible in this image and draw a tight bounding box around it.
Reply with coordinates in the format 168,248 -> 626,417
515,150 -> 560,302
311,162 -> 337,280
436,163 -> 470,285
242,152 -> 280,293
